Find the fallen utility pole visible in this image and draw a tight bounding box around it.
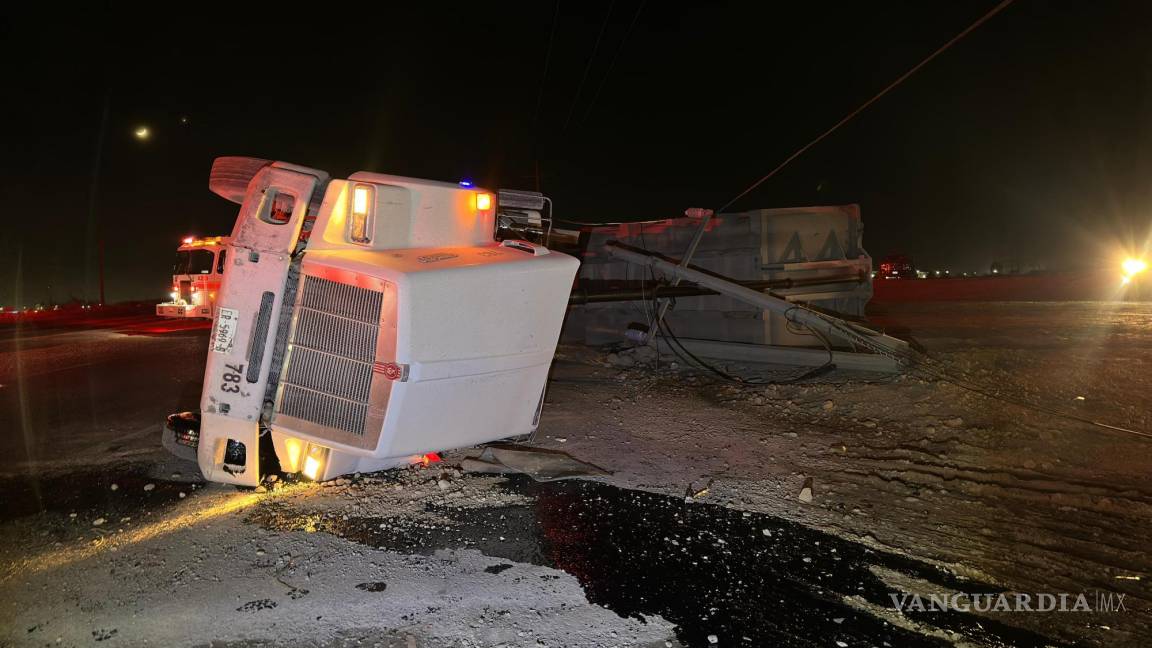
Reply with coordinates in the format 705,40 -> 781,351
604,242 -> 912,363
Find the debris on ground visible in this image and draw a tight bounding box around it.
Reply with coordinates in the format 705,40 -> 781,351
460,443 -> 611,481
798,477 -> 814,504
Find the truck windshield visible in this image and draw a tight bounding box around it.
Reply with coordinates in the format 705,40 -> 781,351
173,250 -> 216,275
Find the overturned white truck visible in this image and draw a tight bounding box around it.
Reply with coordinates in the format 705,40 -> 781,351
166,157 -> 578,486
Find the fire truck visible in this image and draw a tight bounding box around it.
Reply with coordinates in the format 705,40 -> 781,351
877,253 -> 915,279
156,236 -> 231,318
162,157 -> 578,486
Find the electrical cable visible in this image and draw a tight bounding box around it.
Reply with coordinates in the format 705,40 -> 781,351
662,293 -> 1152,439
532,0 -> 562,139
905,355 -> 1152,440
717,0 -> 1016,213
563,0 -> 617,132
658,312 -> 836,385
579,0 -> 648,126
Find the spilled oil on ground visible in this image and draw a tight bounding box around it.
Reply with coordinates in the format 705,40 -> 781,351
251,475 -> 1068,648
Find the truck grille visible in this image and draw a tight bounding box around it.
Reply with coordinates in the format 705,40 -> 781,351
277,275 -> 383,436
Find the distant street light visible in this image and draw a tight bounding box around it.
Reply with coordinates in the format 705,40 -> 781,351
134,126 -> 150,140
1122,258 -> 1147,277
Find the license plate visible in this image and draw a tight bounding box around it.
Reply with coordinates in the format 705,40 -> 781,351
212,307 -> 240,354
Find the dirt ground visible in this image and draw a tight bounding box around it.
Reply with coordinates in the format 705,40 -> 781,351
536,301 -> 1152,645
1,301 -> 1149,647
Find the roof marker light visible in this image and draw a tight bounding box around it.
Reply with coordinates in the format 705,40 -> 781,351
459,179 -> 474,188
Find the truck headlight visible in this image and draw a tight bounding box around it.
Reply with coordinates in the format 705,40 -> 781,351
301,444 -> 330,481
349,184 -> 375,245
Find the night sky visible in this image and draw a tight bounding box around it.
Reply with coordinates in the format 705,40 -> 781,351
3,1 -> 1151,306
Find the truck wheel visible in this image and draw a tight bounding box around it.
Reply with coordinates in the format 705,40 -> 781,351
209,156 -> 272,204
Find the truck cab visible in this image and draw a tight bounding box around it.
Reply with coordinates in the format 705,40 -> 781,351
156,236 -> 231,318
167,157 -> 578,486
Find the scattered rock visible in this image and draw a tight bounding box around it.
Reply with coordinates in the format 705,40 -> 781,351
798,477 -> 814,504
822,400 -> 835,411
633,345 -> 658,363
607,352 -> 635,368
944,417 -> 964,428
485,563 -> 514,574
437,479 -> 451,491
109,484 -> 119,491
355,581 -> 388,592
707,635 -> 718,644
143,483 -> 155,492
92,518 -> 106,527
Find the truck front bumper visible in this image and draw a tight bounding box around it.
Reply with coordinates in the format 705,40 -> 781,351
156,303 -> 212,318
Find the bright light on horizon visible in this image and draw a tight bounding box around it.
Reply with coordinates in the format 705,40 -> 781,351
1122,258 -> 1147,277
134,126 -> 150,140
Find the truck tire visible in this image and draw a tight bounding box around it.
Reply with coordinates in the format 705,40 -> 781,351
209,156 -> 272,204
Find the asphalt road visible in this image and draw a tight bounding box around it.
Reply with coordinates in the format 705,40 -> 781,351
0,317 -> 210,474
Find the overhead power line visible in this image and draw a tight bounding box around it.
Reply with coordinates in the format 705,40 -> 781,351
718,0 -> 1016,213
563,0 -> 617,132
580,0 -> 648,126
532,1 -> 562,140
